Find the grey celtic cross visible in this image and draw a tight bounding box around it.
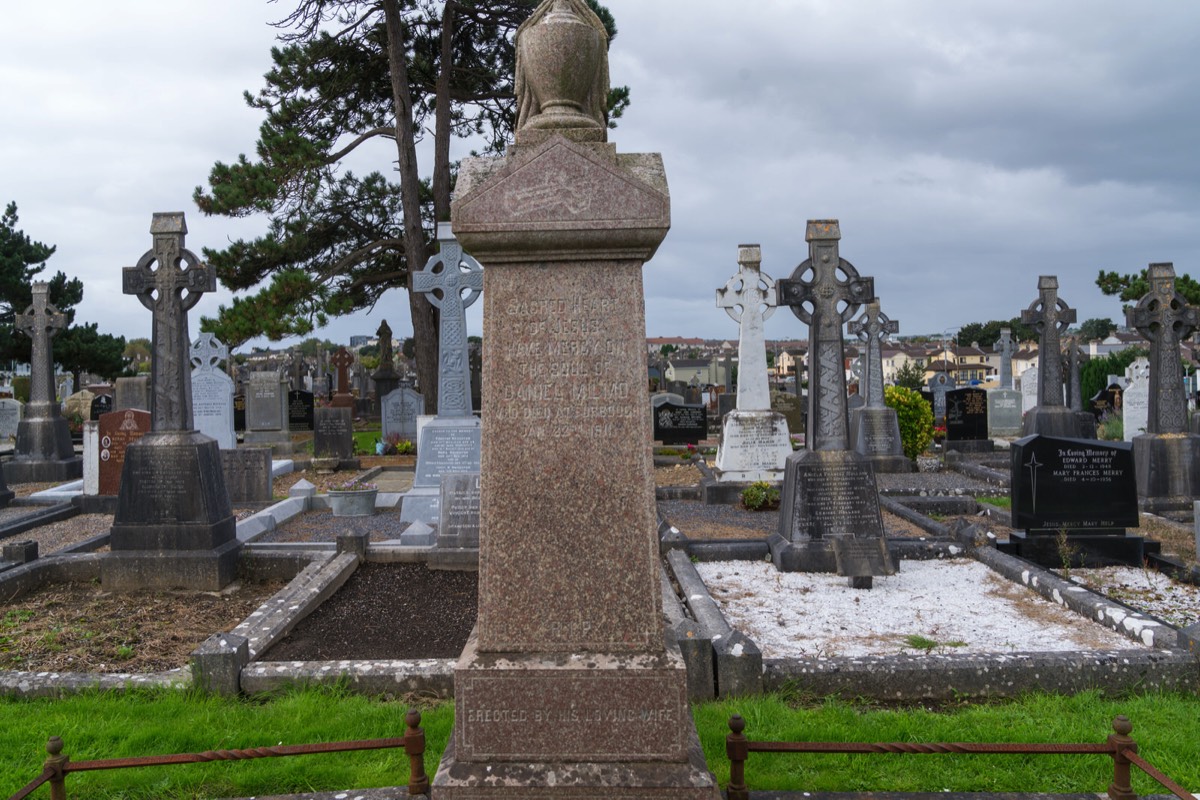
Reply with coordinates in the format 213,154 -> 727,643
999,328 -> 1014,390
1020,276 -> 1075,409
413,223 -> 483,417
776,220 -> 875,450
15,282 -> 68,412
1065,337 -> 1083,412
1127,263 -> 1200,434
190,332 -> 228,372
848,301 -> 898,408
330,348 -> 355,395
123,213 -> 215,432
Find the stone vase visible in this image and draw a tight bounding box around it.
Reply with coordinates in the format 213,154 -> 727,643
329,488 -> 377,517
522,0 -> 603,131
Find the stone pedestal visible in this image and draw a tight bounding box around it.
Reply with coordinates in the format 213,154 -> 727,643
1022,405 -> 1084,438
849,406 -> 914,473
103,431 -> 239,591
1133,433 -> 1200,513
5,403 -> 82,483
713,410 -> 791,482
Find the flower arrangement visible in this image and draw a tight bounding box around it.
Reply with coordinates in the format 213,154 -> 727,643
334,478 -> 377,492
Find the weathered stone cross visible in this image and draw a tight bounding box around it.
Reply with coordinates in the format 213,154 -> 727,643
777,220 -> 874,450
330,347 -> 355,396
15,282 -> 68,412
998,328 -> 1014,390
122,213 -> 215,432
1020,276 -> 1075,408
413,223 -> 483,417
1128,263 -> 1200,434
190,332 -> 228,372
716,244 -> 776,411
848,301 -> 898,409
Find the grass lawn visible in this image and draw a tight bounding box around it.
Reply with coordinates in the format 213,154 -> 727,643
2,689 -> 1198,798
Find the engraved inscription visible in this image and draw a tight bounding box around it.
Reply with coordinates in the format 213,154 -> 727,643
790,460 -> 884,539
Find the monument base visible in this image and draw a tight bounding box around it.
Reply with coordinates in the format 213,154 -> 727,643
1133,433 -> 1200,512
860,454 -> 916,473
849,407 -> 913,472
105,431 -> 239,591
4,456 -> 83,484
944,438 -> 994,454
431,632 -> 719,800
14,411 -> 76,462
1022,406 -> 1084,438
1000,530 -> 1157,569
713,410 -> 791,483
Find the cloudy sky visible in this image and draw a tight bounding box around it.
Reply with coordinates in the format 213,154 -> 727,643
3,1 -> 1199,352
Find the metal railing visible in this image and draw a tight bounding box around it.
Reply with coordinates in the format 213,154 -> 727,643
725,713 -> 1192,800
8,708 -> 430,800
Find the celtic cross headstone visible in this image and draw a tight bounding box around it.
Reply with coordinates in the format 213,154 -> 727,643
846,300 -> 912,472
999,328 -> 1014,390
848,300 -> 897,408
1129,263 -> 1200,434
413,223 -> 483,417
122,212 -> 215,432
1021,276 -> 1075,409
16,282 -> 67,415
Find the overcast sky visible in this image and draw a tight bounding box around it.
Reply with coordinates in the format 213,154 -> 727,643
3,1 -> 1199,353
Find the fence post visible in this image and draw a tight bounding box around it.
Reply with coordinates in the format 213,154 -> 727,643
726,715 -> 749,800
1107,715 -> 1138,800
405,708 -> 430,796
43,736 -> 69,800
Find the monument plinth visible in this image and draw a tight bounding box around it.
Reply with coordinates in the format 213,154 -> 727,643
433,1 -> 717,797
847,300 -> 913,472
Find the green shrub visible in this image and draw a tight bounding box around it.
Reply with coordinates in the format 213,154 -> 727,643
1097,411 -> 1123,441
741,481 -> 779,511
884,385 -> 933,459
12,376 -> 29,404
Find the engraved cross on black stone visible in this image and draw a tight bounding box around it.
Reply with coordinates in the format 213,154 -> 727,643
776,220 -> 874,450
15,282 -> 68,411
1127,263 -> 1200,434
122,213 -> 215,432
1020,276 -> 1075,409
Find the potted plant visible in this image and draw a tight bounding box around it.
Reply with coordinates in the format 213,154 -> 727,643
328,478 -> 378,517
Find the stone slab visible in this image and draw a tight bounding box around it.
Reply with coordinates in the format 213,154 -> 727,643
192,369 -> 236,449
413,418 -> 481,489
313,406 -> 355,460
987,388 -> 1022,438
713,410 -> 790,482
437,473 -> 480,549
97,408 -> 151,496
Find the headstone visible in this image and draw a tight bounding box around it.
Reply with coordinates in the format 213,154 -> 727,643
926,373 -> 956,425
1126,263 -> 1200,511
313,406 -> 354,460
330,347 -> 356,409
847,300 -> 912,472
98,408 -> 152,495
104,212 -> 238,592
1020,366 -> 1039,414
998,327 -> 1015,390
1091,382 -> 1123,419
944,386 -> 991,451
771,221 -> 892,585
89,393 -> 113,421
651,392 -> 685,408
287,389 -> 315,431
0,399 -> 22,441
434,5 -> 717,794
652,400 -> 707,445
1122,358 -> 1150,442
381,383 -> 424,442
220,448 -> 272,504
63,390 -> 95,424
243,371 -> 292,453
57,376 -> 74,401
987,388 -> 1023,438
712,245 -> 792,481
1065,338 -> 1083,412
5,281 -> 81,483
401,224 -> 484,526
233,393 -> 246,432
1020,276 -> 1079,436
190,333 -> 236,450
771,391 -> 804,437
436,472 -> 481,549
113,376 -> 151,412
1007,434 -> 1143,566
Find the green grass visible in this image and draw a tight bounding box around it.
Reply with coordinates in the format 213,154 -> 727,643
352,429 -> 382,455
978,496 -> 1012,509
2,689 -> 1199,798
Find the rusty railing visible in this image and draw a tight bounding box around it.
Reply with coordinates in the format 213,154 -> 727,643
725,713 -> 1192,800
8,708 -> 430,800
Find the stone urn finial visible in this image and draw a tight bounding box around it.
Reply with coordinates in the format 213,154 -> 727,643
515,0 -> 609,141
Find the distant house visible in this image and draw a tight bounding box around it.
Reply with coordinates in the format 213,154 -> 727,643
922,343 -> 994,384
665,357 -> 730,387
1085,330 -> 1144,357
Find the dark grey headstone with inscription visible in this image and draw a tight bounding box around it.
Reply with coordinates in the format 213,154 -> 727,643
246,372 -> 284,431
220,448 -> 272,504
381,384 -> 424,441
313,407 -> 354,460
401,416 -> 481,525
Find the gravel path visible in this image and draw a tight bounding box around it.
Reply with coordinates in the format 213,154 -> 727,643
256,508 -> 414,543
2,513 -> 113,555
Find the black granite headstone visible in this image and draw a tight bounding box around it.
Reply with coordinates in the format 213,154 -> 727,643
233,393 -> 246,432
946,387 -> 988,441
90,394 -> 113,422
288,389 -> 314,431
1011,435 -> 1138,531
313,406 -> 354,460
1089,383 -> 1123,419
653,401 -> 707,445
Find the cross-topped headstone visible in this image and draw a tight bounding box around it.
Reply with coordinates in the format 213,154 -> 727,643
122,213 -> 215,432
999,328 -> 1015,390
15,282 -> 68,412
848,300 -> 898,408
716,244 -> 776,411
1021,276 -> 1075,408
190,332 -> 228,372
1128,263 -> 1200,434
777,220 -> 874,450
331,348 -> 354,393
413,222 -> 483,417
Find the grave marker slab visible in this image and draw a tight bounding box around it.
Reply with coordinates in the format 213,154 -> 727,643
0,399 -> 22,441
436,472 -> 481,550
381,384 -> 423,442
1123,358 -> 1150,442
98,409 -> 152,496
288,389 -> 314,431
945,386 -> 991,451
653,401 -> 707,445
113,376 -> 151,413
987,388 -> 1022,438
313,406 -> 354,460
190,333 -> 235,450
89,394 -> 113,421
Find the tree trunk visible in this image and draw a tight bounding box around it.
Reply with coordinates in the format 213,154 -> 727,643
383,0 -> 439,411
432,1 -> 456,224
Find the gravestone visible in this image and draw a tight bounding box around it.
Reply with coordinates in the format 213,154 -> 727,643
220,448 -> 272,503
57,376 -> 74,402
434,5 -> 718,796
5,282 -> 82,483
944,386 -> 991,452
987,387 -> 1022,438
329,347 -> 356,409
103,212 -> 238,592
190,333 -> 236,450
847,300 -> 912,472
287,389 -> 314,431
653,400 -> 707,445
0,399 -> 22,441
243,371 -> 292,453
926,373 -> 956,425
381,382 -> 424,442
1021,276 -> 1080,436
770,221 -> 893,586
998,328 -> 1015,390
63,390 -> 95,426
712,245 -> 792,481
98,409 -> 152,495
651,392 -> 685,407
1020,365 -> 1039,414
1091,382 -> 1123,419
401,224 -> 483,526
771,390 -> 804,437
233,393 -> 246,432
114,376 -> 151,412
1122,358 -> 1150,442
431,472 -> 482,568
313,406 -> 354,460
90,393 -> 113,421
1126,263 -> 1200,511
1007,434 -> 1145,566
